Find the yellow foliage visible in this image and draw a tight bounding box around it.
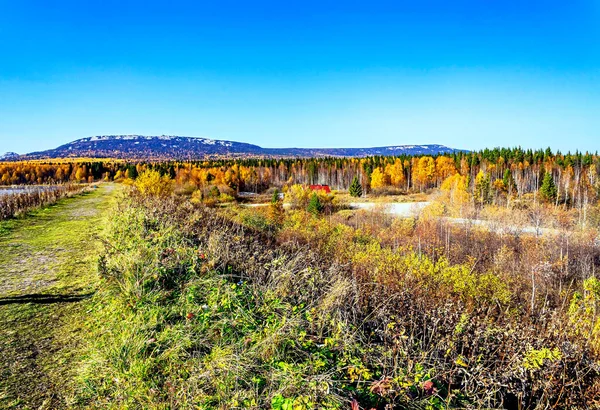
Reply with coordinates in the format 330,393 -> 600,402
412,156 -> 435,190
435,156 -> 457,181
440,174 -> 471,208
421,201 -> 446,219
385,159 -> 405,187
284,185 -> 311,209
134,170 -> 173,197
370,167 -> 388,190
569,277 -> 600,354
522,347 -> 562,370
190,189 -> 203,204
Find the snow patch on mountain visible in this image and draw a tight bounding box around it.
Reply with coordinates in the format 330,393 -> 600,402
0,152 -> 20,161
20,135 -> 464,160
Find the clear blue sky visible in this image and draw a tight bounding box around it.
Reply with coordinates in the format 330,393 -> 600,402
1,0 -> 599,154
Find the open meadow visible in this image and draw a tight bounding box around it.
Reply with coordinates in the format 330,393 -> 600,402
1,149 -> 600,409
3,2 -> 599,408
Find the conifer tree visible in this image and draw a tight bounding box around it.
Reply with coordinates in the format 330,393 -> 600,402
540,172 -> 557,202
503,169 -> 517,194
349,176 -> 362,197
307,192 -> 323,215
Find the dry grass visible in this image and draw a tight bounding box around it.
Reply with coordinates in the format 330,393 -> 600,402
73,189 -> 600,409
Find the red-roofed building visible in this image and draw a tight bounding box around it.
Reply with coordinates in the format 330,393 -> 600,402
309,184 -> 331,194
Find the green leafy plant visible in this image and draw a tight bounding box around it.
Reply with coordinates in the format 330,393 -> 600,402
307,192 -> 323,215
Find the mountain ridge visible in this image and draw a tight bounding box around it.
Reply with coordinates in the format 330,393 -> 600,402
0,152 -> 19,161
8,135 -> 464,160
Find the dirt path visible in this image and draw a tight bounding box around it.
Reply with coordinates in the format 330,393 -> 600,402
0,184 -> 117,409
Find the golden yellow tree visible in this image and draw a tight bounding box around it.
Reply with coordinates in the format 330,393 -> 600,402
412,156 -> 435,191
135,170 -> 173,197
435,156 -> 457,185
75,166 -> 88,182
55,167 -> 65,182
441,173 -> 470,208
370,167 -> 388,190
385,159 -> 405,188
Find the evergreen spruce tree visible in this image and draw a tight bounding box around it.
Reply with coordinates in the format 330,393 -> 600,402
349,176 -> 362,197
307,192 -> 323,215
540,172 -> 557,202
126,164 -> 138,179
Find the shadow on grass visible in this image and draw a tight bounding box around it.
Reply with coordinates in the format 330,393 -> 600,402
0,292 -> 94,305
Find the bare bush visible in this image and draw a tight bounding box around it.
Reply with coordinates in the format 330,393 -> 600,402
0,184 -> 87,220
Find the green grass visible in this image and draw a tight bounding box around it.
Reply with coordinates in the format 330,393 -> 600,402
76,195 -> 453,409
76,192 -> 600,409
0,184 -> 119,409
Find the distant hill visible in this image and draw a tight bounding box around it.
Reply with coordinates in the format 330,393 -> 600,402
0,152 -> 19,161
11,135 -> 464,160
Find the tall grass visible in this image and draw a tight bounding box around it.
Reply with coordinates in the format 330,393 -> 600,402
0,184 -> 87,220
77,192 -> 600,409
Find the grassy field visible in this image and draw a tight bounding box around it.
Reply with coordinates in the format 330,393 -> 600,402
0,184 -> 118,409
71,177 -> 600,409
2,175 -> 600,408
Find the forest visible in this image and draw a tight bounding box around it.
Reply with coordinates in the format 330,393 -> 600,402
2,147 -> 600,203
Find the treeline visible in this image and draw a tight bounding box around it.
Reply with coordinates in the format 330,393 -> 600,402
3,147 -> 600,209
0,161 -> 128,185
171,147 -> 600,207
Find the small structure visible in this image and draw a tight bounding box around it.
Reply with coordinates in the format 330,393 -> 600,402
309,184 -> 331,194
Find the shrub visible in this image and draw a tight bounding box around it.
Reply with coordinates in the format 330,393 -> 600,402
285,184 -> 311,209
569,277 -> 600,353
134,170 -> 173,197
78,191 -> 600,409
208,185 -> 220,198
0,184 -> 87,220
307,192 -> 323,215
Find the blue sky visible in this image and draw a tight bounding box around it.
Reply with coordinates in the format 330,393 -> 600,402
0,1 -> 599,154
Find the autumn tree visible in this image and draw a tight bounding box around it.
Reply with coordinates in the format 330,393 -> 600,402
134,170 -> 173,197
412,156 -> 435,191
474,171 -> 491,206
75,166 -> 88,182
55,167 -> 65,182
385,159 -> 405,188
269,188 -> 285,225
370,167 -> 388,191
285,184 -> 311,209
435,156 -> 457,186
441,174 -> 470,210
